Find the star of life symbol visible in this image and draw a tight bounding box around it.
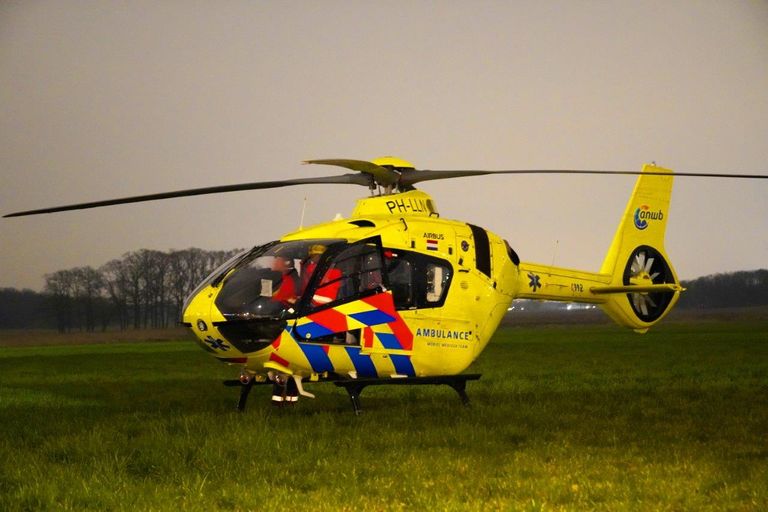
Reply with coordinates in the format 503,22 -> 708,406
204,335 -> 230,351
527,272 -> 541,292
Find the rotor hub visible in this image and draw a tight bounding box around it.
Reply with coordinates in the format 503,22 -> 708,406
371,156 -> 415,170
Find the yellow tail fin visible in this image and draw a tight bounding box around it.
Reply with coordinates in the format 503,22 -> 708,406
598,164 -> 682,332
514,164 -> 683,332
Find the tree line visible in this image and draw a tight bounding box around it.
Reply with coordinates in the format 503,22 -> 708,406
0,248 -> 241,332
676,269 -> 768,309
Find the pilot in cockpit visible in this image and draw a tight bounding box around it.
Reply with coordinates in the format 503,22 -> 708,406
301,244 -> 326,292
302,244 -> 342,307
271,255 -> 300,306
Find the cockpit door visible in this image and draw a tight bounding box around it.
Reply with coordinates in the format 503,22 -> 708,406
295,236 -> 389,315
290,236 -> 413,357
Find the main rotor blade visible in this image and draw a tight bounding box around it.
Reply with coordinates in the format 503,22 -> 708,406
400,168 -> 768,186
6,161 -> 766,219
3,174 -> 370,218
304,159 -> 400,186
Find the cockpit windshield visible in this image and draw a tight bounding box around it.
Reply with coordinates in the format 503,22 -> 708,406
186,236 -> 453,353
214,239 -> 345,321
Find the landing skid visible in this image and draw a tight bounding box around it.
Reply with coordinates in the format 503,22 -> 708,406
225,373 -> 482,413
333,374 -> 482,415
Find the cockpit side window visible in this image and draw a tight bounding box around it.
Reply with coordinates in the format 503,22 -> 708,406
213,238 -> 344,320
303,239 -> 387,311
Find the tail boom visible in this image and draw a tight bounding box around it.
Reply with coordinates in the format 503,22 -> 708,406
513,164 -> 683,333
515,263 -> 611,304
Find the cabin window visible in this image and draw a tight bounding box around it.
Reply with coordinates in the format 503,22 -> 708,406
385,250 -> 452,309
387,257 -> 414,308
426,263 -> 449,303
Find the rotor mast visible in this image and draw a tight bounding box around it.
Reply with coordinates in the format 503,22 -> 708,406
303,156 -> 416,196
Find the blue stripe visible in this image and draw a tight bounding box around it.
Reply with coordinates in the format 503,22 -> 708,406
375,332 -> 402,350
349,309 -> 395,326
294,322 -> 334,340
298,343 -> 334,373
390,355 -> 415,376
344,347 -> 378,377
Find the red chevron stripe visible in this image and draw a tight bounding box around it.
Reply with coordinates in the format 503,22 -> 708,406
306,306 -> 348,333
269,352 -> 290,367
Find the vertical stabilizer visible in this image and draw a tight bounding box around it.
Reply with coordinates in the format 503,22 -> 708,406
599,164 -> 682,332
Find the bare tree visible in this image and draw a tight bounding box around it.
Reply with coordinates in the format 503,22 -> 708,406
167,248 -> 208,322
44,270 -> 75,333
30,247 -> 245,331
101,259 -> 130,330
70,266 -> 104,332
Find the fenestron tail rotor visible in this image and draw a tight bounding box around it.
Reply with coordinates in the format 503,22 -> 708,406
623,246 -> 676,322
4,157 -> 767,218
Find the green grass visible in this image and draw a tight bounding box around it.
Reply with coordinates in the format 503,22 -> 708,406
1,321 -> 767,511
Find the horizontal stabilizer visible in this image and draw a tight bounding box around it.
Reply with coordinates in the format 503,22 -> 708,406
590,284 -> 685,295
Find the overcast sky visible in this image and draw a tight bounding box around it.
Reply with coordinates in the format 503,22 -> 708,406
1,1 -> 767,291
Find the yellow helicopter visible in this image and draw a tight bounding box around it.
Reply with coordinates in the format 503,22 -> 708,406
5,158 -> 767,412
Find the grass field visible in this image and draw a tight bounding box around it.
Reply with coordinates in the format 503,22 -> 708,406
1,320 -> 767,511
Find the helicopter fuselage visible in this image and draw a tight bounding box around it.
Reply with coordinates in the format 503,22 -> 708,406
182,163 -> 684,393
182,190 -> 521,380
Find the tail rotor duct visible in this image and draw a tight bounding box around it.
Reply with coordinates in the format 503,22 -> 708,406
623,245 -> 676,322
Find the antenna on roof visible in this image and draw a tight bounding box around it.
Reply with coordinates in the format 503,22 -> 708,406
551,239 -> 559,268
299,196 -> 307,229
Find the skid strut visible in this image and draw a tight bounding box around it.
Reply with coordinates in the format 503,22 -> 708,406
333,374 -> 482,415
223,379 -> 270,411
237,379 -> 254,411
